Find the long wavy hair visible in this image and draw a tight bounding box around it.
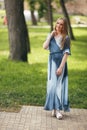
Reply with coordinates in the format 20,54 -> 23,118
54,17 -> 68,49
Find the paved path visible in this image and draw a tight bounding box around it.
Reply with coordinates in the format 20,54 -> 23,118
0,106 -> 87,130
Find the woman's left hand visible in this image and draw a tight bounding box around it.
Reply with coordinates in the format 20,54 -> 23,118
56,67 -> 62,76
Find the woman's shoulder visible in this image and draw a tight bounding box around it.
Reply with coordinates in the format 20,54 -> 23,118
65,35 -> 70,40
65,35 -> 71,44
63,35 -> 71,48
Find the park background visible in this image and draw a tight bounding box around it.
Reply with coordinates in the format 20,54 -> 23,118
0,0 -> 87,112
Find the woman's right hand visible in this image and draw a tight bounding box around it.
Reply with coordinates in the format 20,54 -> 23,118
50,30 -> 56,37
43,30 -> 56,49
56,67 -> 62,76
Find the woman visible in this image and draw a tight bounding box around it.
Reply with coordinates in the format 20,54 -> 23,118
43,17 -> 71,119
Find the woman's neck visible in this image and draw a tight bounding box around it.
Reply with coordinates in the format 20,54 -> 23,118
55,33 -> 62,37
55,31 -> 62,36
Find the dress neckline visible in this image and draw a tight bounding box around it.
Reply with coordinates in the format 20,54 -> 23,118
54,35 -> 62,49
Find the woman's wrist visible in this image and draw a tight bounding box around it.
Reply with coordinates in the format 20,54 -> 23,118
49,33 -> 53,39
59,66 -> 63,70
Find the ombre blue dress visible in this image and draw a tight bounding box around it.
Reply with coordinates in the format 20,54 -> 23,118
44,35 -> 71,112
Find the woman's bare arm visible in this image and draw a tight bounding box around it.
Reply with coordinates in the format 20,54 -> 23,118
56,53 -> 68,76
43,31 -> 55,49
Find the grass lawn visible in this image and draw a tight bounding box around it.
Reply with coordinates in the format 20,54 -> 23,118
0,26 -> 87,112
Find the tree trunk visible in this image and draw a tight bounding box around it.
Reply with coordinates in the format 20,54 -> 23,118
31,10 -> 37,25
47,0 -> 53,31
59,0 -> 75,40
4,0 -> 30,62
29,0 -> 37,25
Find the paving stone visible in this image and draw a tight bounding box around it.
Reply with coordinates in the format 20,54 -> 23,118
0,106 -> 86,130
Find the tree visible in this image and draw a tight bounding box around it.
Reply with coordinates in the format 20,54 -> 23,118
38,0 -> 47,19
4,0 -> 30,62
37,0 -> 53,31
29,0 -> 37,25
59,0 -> 75,40
47,0 -> 53,31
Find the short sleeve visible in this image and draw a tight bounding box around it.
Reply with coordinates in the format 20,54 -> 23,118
63,36 -> 71,55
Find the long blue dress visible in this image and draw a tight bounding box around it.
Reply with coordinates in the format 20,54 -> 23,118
44,35 -> 71,112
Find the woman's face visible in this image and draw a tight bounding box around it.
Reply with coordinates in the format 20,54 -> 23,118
55,19 -> 64,33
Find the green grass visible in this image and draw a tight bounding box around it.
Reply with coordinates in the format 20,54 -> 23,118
0,26 -> 87,112
68,27 -> 87,108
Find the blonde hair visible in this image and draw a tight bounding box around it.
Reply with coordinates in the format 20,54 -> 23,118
54,17 -> 68,49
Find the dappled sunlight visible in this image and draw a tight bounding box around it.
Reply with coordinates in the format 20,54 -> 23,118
0,50 -> 9,56
0,58 -> 47,108
0,27 -> 87,109
69,69 -> 87,108
28,45 -> 49,64
68,59 -> 87,70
